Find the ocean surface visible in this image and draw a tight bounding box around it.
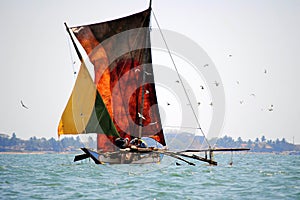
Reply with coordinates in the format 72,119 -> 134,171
0,152 -> 299,200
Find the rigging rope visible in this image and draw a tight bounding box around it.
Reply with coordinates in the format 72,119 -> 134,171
66,30 -> 77,78
151,9 -> 211,148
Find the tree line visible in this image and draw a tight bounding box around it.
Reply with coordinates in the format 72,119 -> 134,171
0,132 -> 299,153
216,135 -> 299,152
0,133 -> 94,152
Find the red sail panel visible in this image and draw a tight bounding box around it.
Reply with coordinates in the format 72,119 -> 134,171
71,8 -> 166,147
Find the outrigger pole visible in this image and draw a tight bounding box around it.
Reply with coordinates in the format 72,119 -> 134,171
178,148 -> 250,166
74,146 -> 250,166
182,148 -> 250,153
153,147 -> 250,166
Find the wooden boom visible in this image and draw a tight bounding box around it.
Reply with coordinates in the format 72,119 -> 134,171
182,148 -> 250,153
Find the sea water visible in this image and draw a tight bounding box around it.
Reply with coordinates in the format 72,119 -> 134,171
0,153 -> 299,199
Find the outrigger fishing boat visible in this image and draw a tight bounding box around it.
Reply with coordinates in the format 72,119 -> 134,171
58,1 -> 249,165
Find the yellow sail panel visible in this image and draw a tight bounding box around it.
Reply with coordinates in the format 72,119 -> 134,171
58,62 -> 96,136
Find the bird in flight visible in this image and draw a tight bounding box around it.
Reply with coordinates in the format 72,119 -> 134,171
138,112 -> 146,120
21,100 -> 29,109
144,71 -> 152,76
200,85 -> 204,90
213,81 -> 220,87
268,105 -> 274,111
149,122 -> 157,126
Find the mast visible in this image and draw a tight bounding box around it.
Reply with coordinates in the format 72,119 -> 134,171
64,22 -> 88,135
138,64 -> 146,139
138,0 -> 152,139
64,22 -> 83,62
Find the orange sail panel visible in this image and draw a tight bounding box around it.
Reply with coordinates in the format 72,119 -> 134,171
71,8 -> 166,146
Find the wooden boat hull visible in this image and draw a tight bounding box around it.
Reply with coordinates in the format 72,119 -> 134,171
76,147 -> 162,164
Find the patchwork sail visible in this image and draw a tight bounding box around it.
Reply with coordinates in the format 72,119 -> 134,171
70,7 -> 165,150
58,4 -> 166,162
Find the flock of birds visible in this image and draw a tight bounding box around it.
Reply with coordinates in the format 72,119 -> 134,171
21,54 -> 274,113
166,54 -> 274,112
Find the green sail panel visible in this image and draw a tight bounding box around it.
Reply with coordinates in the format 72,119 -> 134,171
85,91 -> 120,137
58,62 -> 120,138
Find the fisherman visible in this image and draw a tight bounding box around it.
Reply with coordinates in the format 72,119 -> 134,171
115,137 -> 129,149
129,138 -> 148,148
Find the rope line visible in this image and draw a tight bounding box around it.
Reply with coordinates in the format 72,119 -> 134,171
151,9 -> 211,148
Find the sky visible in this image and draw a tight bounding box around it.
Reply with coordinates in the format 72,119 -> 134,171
0,0 -> 299,144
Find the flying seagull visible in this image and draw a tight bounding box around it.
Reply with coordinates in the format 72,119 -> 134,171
264,69 -> 267,74
213,81 -> 220,87
203,64 -> 209,67
175,80 -> 180,83
149,122 -> 158,126
268,105 -> 274,112
144,71 -> 152,76
167,102 -> 170,106
200,85 -> 204,90
138,112 -> 146,120
21,100 -> 29,109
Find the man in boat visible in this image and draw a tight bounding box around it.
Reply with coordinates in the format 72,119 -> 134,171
115,137 -> 148,151
129,138 -> 148,148
115,137 -> 129,149
115,137 -> 148,163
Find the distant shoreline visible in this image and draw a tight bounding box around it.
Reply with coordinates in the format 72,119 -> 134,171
1,151 -> 298,155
